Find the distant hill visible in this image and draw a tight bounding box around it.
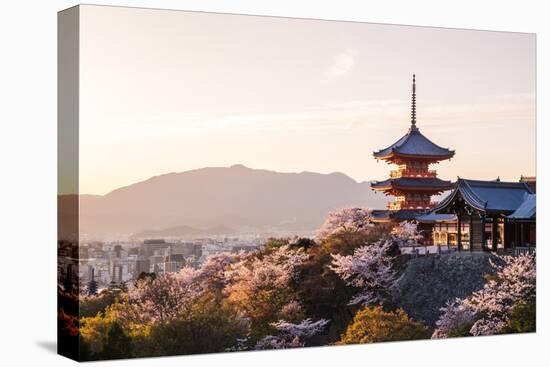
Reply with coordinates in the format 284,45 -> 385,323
71,164 -> 389,238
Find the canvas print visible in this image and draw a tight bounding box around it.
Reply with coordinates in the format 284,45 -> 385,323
58,5 -> 536,361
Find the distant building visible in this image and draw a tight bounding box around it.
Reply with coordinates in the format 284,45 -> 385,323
141,239 -> 170,258
135,258 -> 151,276
163,254 -> 185,273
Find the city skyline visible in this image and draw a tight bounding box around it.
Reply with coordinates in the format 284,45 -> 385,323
78,5 -> 535,195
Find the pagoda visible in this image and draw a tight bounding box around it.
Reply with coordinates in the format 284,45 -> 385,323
371,75 -> 455,222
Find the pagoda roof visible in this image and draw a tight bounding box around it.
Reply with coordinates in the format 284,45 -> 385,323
507,194 -> 536,220
371,177 -> 454,191
435,178 -> 534,214
373,125 -> 455,161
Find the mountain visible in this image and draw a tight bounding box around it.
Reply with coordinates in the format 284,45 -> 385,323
75,164 -> 390,238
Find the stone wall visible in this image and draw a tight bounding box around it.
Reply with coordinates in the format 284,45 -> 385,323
392,252 -> 498,327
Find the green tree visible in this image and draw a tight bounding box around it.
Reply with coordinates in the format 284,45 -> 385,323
264,238 -> 290,251
80,289 -> 122,318
296,229 -> 394,345
147,297 -> 247,356
338,306 -> 431,344
101,322 -> 132,359
501,302 -> 536,334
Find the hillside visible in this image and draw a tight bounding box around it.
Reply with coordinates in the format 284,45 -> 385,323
72,164 -> 389,238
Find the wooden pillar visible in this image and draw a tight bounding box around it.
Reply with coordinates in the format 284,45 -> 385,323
481,215 -> 486,251
469,214 -> 473,251
457,216 -> 462,251
520,223 -> 525,246
491,218 -> 498,251
514,221 -> 519,248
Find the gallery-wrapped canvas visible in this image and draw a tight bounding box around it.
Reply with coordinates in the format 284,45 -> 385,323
58,4 -> 536,361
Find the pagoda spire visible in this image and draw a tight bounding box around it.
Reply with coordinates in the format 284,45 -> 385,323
411,74 -> 417,128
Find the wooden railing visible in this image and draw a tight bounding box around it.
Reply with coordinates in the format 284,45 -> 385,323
513,246 -> 536,256
388,201 -> 436,210
390,169 -> 437,178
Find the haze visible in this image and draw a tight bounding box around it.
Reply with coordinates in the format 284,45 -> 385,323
77,5 -> 535,195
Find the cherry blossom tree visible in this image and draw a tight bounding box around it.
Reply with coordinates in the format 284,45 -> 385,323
175,251 -> 247,299
224,245 -> 308,300
433,253 -> 536,337
330,240 -> 397,306
316,208 -> 372,242
431,298 -> 475,339
129,274 -> 191,323
255,318 -> 330,349
224,245 -> 309,337
391,221 -> 423,247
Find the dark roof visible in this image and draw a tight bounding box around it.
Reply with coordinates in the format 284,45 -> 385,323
371,209 -> 427,222
415,212 -> 457,223
373,125 -> 455,160
507,194 -> 536,220
436,179 -> 534,214
371,177 -> 454,191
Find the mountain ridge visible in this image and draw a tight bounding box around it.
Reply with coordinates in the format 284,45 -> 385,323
63,165 -> 389,239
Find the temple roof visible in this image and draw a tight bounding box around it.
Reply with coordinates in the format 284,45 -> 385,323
371,209 -> 427,222
507,194 -> 536,220
371,177 -> 454,191
373,126 -> 455,161
415,212 -> 457,223
436,178 -> 534,214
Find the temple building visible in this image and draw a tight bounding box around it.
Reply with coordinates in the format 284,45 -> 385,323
431,178 -> 536,252
369,75 -> 536,252
371,75 -> 455,223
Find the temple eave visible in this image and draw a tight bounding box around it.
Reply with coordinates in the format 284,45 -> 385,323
371,184 -> 454,192
374,151 -> 455,162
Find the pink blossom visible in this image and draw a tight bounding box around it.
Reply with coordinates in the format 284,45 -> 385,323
316,208 -> 372,241
255,318 -> 329,349
433,253 -> 536,337
330,240 -> 397,305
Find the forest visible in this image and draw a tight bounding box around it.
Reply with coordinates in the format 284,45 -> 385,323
58,208 -> 536,361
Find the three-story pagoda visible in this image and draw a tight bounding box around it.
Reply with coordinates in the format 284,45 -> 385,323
371,75 -> 455,222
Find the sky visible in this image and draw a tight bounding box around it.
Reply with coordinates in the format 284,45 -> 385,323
78,5 -> 536,195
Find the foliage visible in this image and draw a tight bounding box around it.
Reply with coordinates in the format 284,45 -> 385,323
316,208 -> 372,242
433,253 -> 536,337
390,221 -> 423,247
146,296 -> 247,356
80,288 -> 123,318
224,245 -> 308,338
338,306 -> 430,344
289,236 -> 317,250
264,238 -> 290,251
264,236 -> 317,252
129,274 -> 193,323
101,322 -> 132,359
431,298 -> 475,338
256,318 -> 330,349
500,302 -> 536,334
330,240 -> 397,306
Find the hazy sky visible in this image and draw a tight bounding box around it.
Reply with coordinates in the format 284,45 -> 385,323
79,5 -> 536,195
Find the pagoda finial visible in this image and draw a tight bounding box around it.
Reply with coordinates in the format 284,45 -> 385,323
411,74 -> 417,128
